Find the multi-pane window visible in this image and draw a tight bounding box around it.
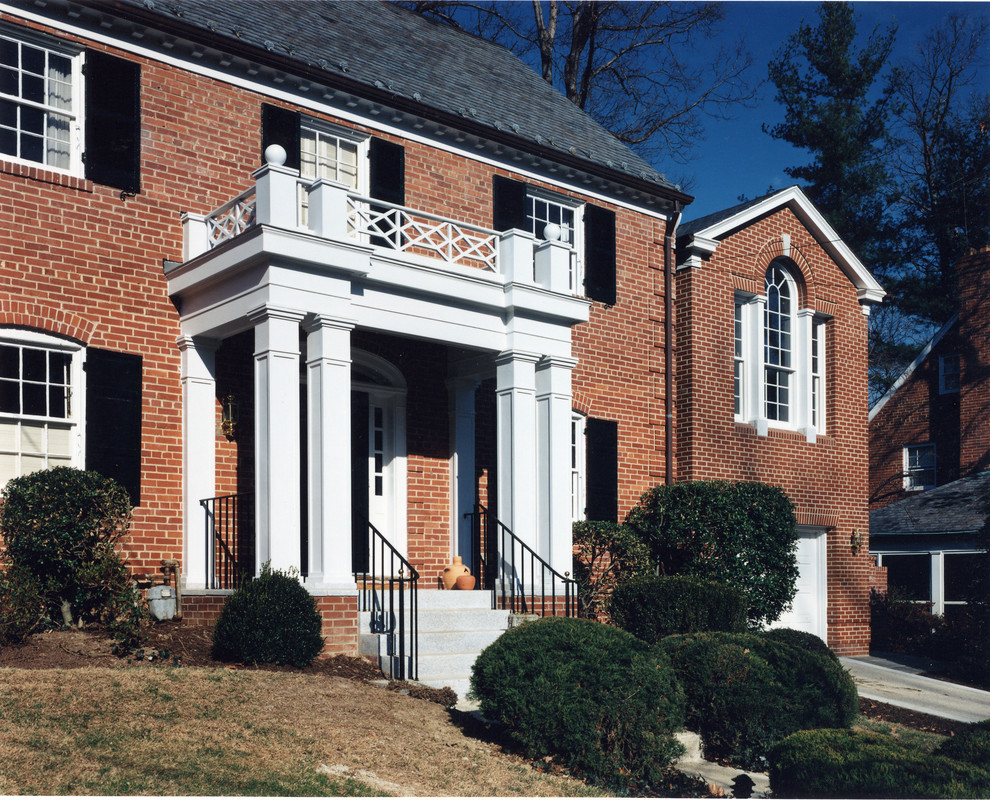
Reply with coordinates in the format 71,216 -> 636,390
298,122 -> 361,226
528,191 -> 576,245
811,319 -> 825,432
904,443 -> 936,490
570,413 -> 586,522
734,301 -> 745,419
764,264 -> 793,422
0,338 -> 77,485
0,32 -> 77,170
939,354 -> 960,394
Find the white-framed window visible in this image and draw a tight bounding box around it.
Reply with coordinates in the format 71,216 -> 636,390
0,329 -> 83,486
733,260 -> 829,439
297,119 -> 365,226
939,354 -> 960,394
0,28 -> 82,174
527,187 -> 583,292
904,443 -> 936,491
764,263 -> 794,423
811,317 -> 826,433
571,412 -> 586,522
734,299 -> 745,420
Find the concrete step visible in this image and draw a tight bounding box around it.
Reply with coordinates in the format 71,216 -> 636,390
359,607 -> 509,634
360,626 -> 506,657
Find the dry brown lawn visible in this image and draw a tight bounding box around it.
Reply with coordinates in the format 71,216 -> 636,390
0,663 -> 602,796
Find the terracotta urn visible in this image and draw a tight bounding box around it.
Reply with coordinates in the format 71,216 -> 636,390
442,556 -> 470,590
455,574 -> 476,591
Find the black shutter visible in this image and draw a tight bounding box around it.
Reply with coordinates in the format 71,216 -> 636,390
85,348 -> 142,506
585,417 -> 618,522
492,175 -> 529,231
368,138 -> 405,247
369,137 -> 405,205
584,204 -> 616,305
84,50 -> 140,193
261,104 -> 300,170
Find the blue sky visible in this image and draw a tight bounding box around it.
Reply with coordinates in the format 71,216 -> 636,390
678,1 -> 990,220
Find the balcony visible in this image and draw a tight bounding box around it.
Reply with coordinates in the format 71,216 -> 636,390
180,144 -> 579,296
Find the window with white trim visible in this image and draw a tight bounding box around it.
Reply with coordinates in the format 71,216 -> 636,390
0,331 -> 81,486
0,30 -> 81,172
297,120 -> 365,226
939,354 -> 960,394
570,412 -> 586,522
733,260 -> 829,438
527,188 -> 582,291
904,443 -> 936,491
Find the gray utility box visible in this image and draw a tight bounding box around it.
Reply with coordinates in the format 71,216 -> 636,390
147,585 -> 176,621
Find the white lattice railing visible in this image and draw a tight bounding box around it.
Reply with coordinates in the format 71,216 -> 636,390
206,188 -> 257,247
346,194 -> 499,272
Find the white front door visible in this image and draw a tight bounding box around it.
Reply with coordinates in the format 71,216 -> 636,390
771,526 -> 827,640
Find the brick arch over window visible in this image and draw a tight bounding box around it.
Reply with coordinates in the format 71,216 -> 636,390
571,389 -> 593,417
0,302 -> 95,344
755,238 -> 816,307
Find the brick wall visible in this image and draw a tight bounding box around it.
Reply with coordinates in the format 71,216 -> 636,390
676,207 -> 873,655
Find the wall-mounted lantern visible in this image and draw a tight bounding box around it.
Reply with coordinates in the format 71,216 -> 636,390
221,395 -> 238,440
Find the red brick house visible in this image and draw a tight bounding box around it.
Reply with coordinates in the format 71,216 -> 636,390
677,187 -> 884,653
869,248 -> 990,614
0,0 -> 881,680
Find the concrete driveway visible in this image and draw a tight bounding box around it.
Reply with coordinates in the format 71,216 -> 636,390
840,654 -> 990,723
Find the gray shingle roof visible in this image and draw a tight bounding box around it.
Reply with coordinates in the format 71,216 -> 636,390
109,0 -> 675,192
871,472 -> 990,536
678,186 -> 801,238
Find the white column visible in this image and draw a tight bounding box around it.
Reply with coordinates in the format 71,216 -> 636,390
449,377 -> 479,565
249,305 -> 305,575
496,350 -> 540,550
304,316 -> 354,589
178,335 -> 218,590
536,356 -> 577,577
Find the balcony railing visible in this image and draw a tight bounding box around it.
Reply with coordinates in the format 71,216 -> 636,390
188,158 -> 578,296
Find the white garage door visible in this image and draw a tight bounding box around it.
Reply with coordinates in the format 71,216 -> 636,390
770,526 -> 827,640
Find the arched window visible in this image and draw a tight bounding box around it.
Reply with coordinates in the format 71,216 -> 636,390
764,263 -> 795,422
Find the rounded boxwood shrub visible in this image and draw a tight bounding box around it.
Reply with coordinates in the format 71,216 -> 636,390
212,564 -> 325,667
769,728 -> 990,798
470,616 -> 685,785
659,631 -> 857,769
609,574 -> 747,644
0,563 -> 45,643
626,480 -> 798,627
0,466 -> 132,624
761,627 -> 839,662
937,719 -> 990,769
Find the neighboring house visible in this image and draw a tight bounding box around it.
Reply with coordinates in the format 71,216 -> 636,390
869,247 -> 990,612
0,0 -> 882,662
676,187 -> 884,653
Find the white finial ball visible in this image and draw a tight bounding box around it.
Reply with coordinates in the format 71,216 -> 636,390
543,222 -> 561,242
264,144 -> 287,166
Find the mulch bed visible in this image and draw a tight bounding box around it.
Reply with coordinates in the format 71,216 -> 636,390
857,697 -> 967,736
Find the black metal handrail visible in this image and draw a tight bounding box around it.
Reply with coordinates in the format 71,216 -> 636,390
355,522 -> 419,681
200,492 -> 254,589
465,503 -> 576,617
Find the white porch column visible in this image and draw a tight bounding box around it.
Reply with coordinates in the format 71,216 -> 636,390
796,308 -> 816,442
449,377 -> 480,565
178,335 -> 218,590
304,315 -> 354,589
496,350 -> 540,550
536,356 -> 577,577
249,305 -> 305,575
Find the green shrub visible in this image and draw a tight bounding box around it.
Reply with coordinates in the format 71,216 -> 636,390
572,521 -> 652,620
0,467 -> 132,624
470,616 -> 685,785
761,627 -> 839,662
0,563 -> 45,642
937,719 -> 990,769
626,480 -> 798,627
659,632 -> 857,769
212,564 -> 325,667
769,728 -> 990,798
609,575 -> 747,644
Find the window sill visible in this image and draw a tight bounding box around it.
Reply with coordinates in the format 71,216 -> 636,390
1,160 -> 93,193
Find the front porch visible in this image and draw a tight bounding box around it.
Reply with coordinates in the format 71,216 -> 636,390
167,145 -> 589,659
